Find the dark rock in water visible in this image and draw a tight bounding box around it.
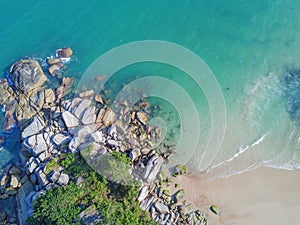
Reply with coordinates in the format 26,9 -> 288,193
56,47 -> 73,59
9,60 -> 47,93
0,209 -> 6,222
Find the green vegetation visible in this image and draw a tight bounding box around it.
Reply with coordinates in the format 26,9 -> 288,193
27,153 -> 157,225
44,158 -> 59,175
172,164 -> 187,177
210,205 -> 219,215
85,149 -> 135,186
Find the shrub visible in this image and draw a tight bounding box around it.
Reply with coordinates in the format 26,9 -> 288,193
27,152 -> 157,225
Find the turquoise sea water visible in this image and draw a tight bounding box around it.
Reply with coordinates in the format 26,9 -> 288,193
1,0 -> 300,177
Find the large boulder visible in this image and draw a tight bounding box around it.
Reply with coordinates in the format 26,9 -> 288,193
21,116 -> 45,139
9,60 -> 47,93
0,78 -> 15,105
57,173 -> 69,186
142,154 -> 163,183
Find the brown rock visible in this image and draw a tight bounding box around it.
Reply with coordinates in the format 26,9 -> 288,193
47,58 -> 61,65
56,77 -> 73,99
9,60 -> 47,93
94,75 -> 107,81
95,94 -> 104,104
56,47 -> 73,58
79,90 -> 94,98
0,174 -> 8,187
136,111 -> 148,125
48,63 -> 63,76
102,108 -> 115,125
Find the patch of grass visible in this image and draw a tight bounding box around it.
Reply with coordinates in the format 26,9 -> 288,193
44,158 -> 59,175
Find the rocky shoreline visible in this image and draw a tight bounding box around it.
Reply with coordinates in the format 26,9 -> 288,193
0,48 -> 209,225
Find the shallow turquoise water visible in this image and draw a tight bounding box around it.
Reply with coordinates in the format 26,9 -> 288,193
1,0 -> 300,177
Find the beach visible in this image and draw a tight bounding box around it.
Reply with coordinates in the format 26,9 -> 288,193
174,167 -> 300,224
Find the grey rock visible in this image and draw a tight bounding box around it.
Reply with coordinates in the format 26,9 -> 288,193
26,133 -> 48,157
75,176 -> 85,185
52,133 -> 70,146
142,154 -> 163,183
79,90 -> 94,98
88,131 -> 104,143
9,60 -> 47,93
108,124 -> 117,136
57,173 -> 69,186
140,196 -> 155,211
68,137 -> 83,153
22,116 -> 45,139
155,202 -> 169,214
62,98 -> 81,112
10,175 -> 20,189
74,99 -> 92,119
0,174 -> 9,187
62,111 -> 80,128
36,170 -> 48,187
130,149 -> 141,161
106,139 -> 118,148
81,106 -> 96,125
26,157 -> 38,174
38,151 -> 50,162
138,184 -> 149,202
48,171 -> 60,183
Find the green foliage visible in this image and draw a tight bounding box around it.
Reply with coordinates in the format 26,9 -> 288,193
173,164 -> 187,177
90,151 -> 135,186
29,182 -> 84,225
27,152 -> 157,225
61,153 -> 76,169
111,151 -> 131,164
44,158 -> 59,175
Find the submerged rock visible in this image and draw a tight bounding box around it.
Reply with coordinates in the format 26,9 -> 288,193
9,60 -> 47,93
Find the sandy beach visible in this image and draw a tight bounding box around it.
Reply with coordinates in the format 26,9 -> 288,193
173,167 -> 300,225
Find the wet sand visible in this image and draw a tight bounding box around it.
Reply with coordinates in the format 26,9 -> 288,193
173,167 -> 300,225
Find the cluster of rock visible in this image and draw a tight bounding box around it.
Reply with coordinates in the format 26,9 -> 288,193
0,48 -> 208,225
